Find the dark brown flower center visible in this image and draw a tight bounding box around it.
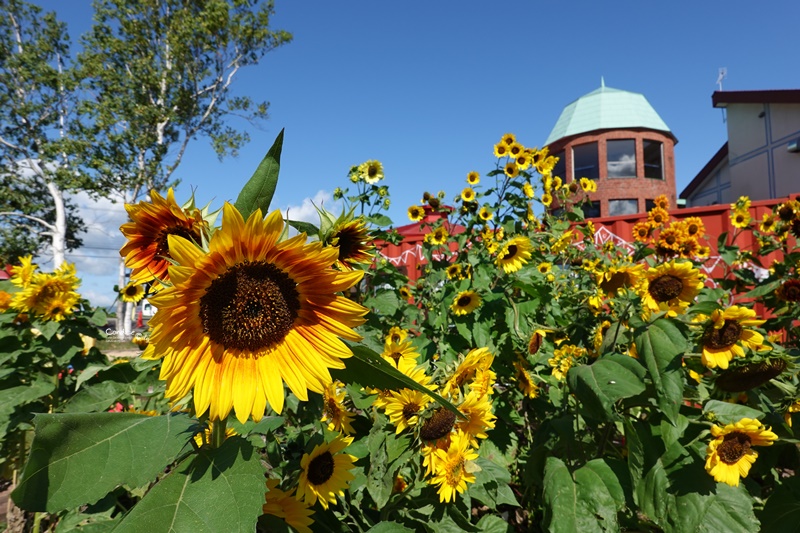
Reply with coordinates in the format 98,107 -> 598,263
125,286 -> 139,296
781,280 -> 800,301
687,223 -> 699,235
715,359 -> 788,391
778,204 -> 795,221
402,402 -> 421,421
529,332 -> 543,354
367,165 -> 379,178
717,431 -> 751,464
704,320 -> 743,349
600,272 -> 629,294
156,225 -> 198,259
307,451 -> 335,485
200,261 -> 299,351
504,245 -> 518,260
335,227 -> 360,263
457,295 -> 472,308
648,274 -> 684,302
420,408 -> 457,441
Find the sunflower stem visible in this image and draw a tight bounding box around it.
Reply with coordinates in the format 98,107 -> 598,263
211,418 -> 227,448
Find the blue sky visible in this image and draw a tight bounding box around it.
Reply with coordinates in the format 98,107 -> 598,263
32,0 -> 800,306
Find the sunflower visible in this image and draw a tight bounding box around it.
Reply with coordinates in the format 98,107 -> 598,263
193,422 -> 238,448
528,329 -> 548,354
382,339 -> 419,372
639,260 -> 703,315
508,142 -> 524,158
548,344 -> 586,380
399,286 -> 412,301
653,194 -> 670,210
632,221 -> 652,243
478,207 -> 493,221
264,479 -> 314,533
504,162 -> 519,178
450,290 -> 481,316
731,209 -> 751,228
120,188 -> 208,284
358,160 -> 384,184
330,218 -> 374,270
0,291 -> 11,313
537,262 -> 552,275
777,279 -> 800,302
120,282 -> 145,303
516,153 -> 531,170
500,133 -> 516,146
647,207 -> 670,226
777,202 -> 797,222
442,347 -> 495,399
701,306 -> 765,370
142,205 -> 368,423
408,205 -> 425,222
322,381 -> 355,435
9,255 -> 37,288
13,265 -> 80,319
493,142 -> 509,158
495,236 -> 532,274
704,418 -> 777,487
682,216 -> 705,238
522,182 -> 535,199
466,171 -> 480,185
657,227 -> 683,254
513,361 -> 539,399
384,387 -> 433,433
446,263 -> 463,280
428,431 -> 479,503
425,225 -> 449,246
541,192 -> 553,207
455,390 -> 496,446
597,263 -> 644,296
419,407 -> 458,442
461,187 -> 476,202
385,326 -> 408,346
297,435 -> 357,510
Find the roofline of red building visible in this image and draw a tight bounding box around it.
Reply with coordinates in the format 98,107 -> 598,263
712,89 -> 800,107
679,142 -> 728,200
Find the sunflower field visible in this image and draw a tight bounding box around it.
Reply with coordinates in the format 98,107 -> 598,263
3,129 -> 800,532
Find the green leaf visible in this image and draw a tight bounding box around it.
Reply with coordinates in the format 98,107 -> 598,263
702,400 -> 765,424
671,483 -> 759,533
331,344 -> 462,417
112,437 -> 265,533
366,290 -> 401,317
12,413 -> 197,512
543,456 -> 617,533
567,354 -> 646,420
286,218 -> 319,236
474,515 -> 513,533
635,319 -> 686,425
365,214 -> 393,227
63,381 -> 131,413
577,459 -> 632,511
742,279 -> 782,299
234,128 -> 284,220
367,523 -> 415,533
470,457 -> 519,508
759,476 -> 800,533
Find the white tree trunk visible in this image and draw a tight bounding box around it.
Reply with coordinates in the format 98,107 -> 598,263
116,257 -> 126,337
45,180 -> 67,269
123,300 -> 133,338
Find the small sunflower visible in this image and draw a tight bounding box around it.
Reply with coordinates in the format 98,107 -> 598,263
429,431 -> 479,503
657,227 -> 683,254
399,285 -> 412,301
508,142 -> 524,158
495,236 -> 533,274
120,188 -> 207,284
330,218 -> 374,270
264,479 -> 314,533
504,162 -> 519,178
500,133 -> 516,146
701,306 -> 766,370
142,205 -> 368,422
297,435 -> 357,510
647,207 -> 670,227
731,209 -> 751,229
579,177 -> 593,192
0,291 -> 11,313
513,361 -> 539,399
516,153 -> 531,169
450,290 -> 481,316
548,344 -> 586,380
522,182 -> 535,198
385,326 -> 408,346
321,381 -> 355,435
541,192 -> 553,207
358,160 -> 384,184
478,206 -> 493,221
446,264 -> 463,280
682,216 -> 705,238
442,347 -> 495,399
777,279 -> 800,302
424,226 -> 449,246
384,387 -> 433,433
639,260 -> 703,315
466,171 -> 480,185
632,221 -> 652,243
120,282 -> 145,303
493,142 -> 509,158
653,194 -> 670,210
537,262 -> 552,275
455,390 -> 496,446
777,202 -> 797,222
9,255 -> 37,288
597,263 -> 645,296
408,205 -> 425,222
705,418 -> 777,487
461,187 -> 476,202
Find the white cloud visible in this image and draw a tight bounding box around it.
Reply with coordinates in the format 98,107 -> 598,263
281,189 -> 341,224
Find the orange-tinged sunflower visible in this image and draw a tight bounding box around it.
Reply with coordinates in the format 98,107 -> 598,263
647,207 -> 670,226
704,418 -> 777,487
321,380 -> 355,435
701,306 -> 765,370
297,435 -> 357,510
653,194 -> 670,210
777,279 -> 800,302
495,236 -> 532,273
682,216 -> 705,239
142,204 -> 367,422
120,189 -> 207,284
632,221 -> 652,243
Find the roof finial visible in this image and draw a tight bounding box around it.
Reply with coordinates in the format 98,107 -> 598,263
600,76 -> 605,88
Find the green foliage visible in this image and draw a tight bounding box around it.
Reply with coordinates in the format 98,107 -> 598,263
234,129 -> 283,220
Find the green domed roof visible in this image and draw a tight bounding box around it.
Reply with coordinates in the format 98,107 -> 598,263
545,84 -> 674,146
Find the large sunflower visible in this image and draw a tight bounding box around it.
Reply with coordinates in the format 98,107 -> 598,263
450,290 -> 481,316
455,390 -> 496,446
597,263 -> 645,296
13,264 -> 80,319
705,418 -> 777,487
639,260 -> 703,315
143,204 -> 367,422
495,236 -> 533,274
429,431 -> 479,503
120,189 -> 207,284
297,435 -> 357,510
442,347 -> 495,399
701,306 -> 765,370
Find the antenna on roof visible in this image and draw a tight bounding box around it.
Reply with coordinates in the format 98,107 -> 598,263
600,76 -> 605,88
716,68 -> 728,123
716,68 -> 727,91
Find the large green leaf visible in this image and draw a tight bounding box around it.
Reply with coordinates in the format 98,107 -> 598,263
543,457 -> 619,533
331,344 -> 462,417
759,476 -> 800,532
63,381 -> 132,413
234,128 -> 284,220
469,457 -> 519,508
12,413 -> 197,512
635,319 -> 686,425
567,354 -> 646,420
112,437 -> 265,533
702,400 -> 765,424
